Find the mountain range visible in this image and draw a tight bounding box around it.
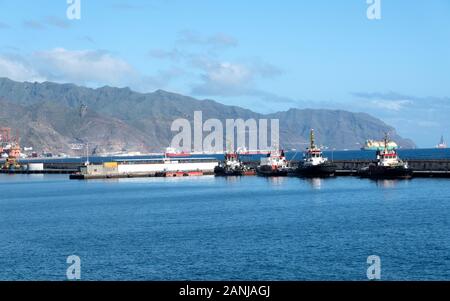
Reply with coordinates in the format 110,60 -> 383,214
0,77 -> 415,155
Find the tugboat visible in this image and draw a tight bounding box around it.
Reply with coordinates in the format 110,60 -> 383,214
359,134 -> 413,179
296,129 -> 336,177
214,152 -> 255,176
256,149 -> 289,177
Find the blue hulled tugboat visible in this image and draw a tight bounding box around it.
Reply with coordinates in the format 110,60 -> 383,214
256,150 -> 290,177
296,129 -> 336,177
358,134 -> 413,179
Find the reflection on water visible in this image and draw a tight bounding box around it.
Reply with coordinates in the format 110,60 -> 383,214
376,180 -> 398,189
223,176 -> 241,184
265,176 -> 287,186
306,178 -> 323,190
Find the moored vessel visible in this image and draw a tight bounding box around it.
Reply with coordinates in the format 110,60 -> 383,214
214,152 -> 255,176
362,139 -> 398,151
436,135 -> 447,149
256,150 -> 289,177
70,157 -> 218,180
296,129 -> 336,177
164,147 -> 192,158
359,134 -> 413,179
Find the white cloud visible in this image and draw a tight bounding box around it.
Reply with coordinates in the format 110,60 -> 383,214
22,20 -> 45,30
0,55 -> 46,82
191,59 -> 282,97
370,99 -> 412,111
191,61 -> 253,96
0,48 -> 180,91
33,48 -> 137,86
177,30 -> 238,49
44,16 -> 71,29
150,31 -> 282,98
417,121 -> 440,128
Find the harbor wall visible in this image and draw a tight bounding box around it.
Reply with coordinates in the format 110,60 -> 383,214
330,160 -> 450,172
3,158 -> 450,178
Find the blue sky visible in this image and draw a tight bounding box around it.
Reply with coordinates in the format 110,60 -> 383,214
0,0 -> 449,147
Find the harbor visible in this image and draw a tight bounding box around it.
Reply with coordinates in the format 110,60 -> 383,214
2,126 -> 450,179
2,154 -> 450,178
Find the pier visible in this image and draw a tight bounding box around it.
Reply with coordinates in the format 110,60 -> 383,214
244,159 -> 450,178
332,160 -> 450,178
1,158 -> 450,179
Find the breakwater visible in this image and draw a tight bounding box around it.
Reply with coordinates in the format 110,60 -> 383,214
2,158 -> 450,178
332,160 -> 450,177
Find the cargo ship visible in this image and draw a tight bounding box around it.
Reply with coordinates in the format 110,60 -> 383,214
362,139 -> 398,151
256,150 -> 289,177
164,147 -> 192,158
214,152 -> 256,176
296,129 -> 337,177
358,134 -> 413,179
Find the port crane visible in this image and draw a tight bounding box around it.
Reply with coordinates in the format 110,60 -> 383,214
0,127 -> 21,170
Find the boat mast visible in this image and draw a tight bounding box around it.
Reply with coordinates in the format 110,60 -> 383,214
310,129 -> 316,149
384,132 -> 389,152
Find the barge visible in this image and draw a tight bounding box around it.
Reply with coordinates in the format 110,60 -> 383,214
70,157 -> 218,180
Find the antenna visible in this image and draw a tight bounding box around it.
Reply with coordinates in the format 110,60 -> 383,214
383,132 -> 391,152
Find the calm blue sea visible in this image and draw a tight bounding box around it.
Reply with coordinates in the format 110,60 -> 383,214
0,174 -> 449,280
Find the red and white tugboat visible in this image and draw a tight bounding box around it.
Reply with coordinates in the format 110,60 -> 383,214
256,149 -> 289,177
359,134 -> 413,179
214,152 -> 255,176
296,129 -> 336,177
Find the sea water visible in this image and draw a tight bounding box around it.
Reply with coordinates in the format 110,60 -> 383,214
0,174 -> 449,280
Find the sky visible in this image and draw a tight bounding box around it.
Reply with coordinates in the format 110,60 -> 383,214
0,0 -> 449,147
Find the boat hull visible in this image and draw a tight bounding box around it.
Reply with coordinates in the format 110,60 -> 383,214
256,165 -> 289,177
359,165 -> 413,179
296,163 -> 337,178
214,166 -> 256,176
